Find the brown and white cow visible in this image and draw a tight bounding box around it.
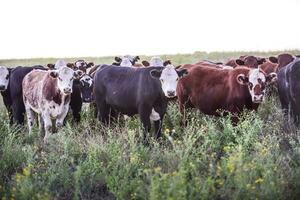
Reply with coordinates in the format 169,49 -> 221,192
177,64 -> 277,123
22,60 -> 78,143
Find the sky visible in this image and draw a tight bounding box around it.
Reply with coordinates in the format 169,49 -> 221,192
0,0 -> 299,59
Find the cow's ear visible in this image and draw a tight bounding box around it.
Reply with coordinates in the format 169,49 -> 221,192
257,58 -> 266,65
49,71 -> 58,78
87,62 -> 94,68
269,56 -> 278,63
142,61 -> 150,67
235,59 -> 245,66
177,69 -> 188,78
67,63 -> 75,69
266,72 -> 277,83
134,56 -> 140,61
163,60 -> 172,66
47,64 -> 55,69
115,57 -> 122,62
237,74 -> 249,85
150,69 -> 163,78
175,65 -> 182,70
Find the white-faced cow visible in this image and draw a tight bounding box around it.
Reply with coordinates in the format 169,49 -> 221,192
0,66 -> 13,123
93,64 -> 188,142
23,60 -> 78,143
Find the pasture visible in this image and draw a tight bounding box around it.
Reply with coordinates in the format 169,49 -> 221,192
1,50 -> 300,200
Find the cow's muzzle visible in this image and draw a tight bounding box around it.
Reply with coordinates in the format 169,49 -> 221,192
63,88 -> 72,94
0,85 -> 6,91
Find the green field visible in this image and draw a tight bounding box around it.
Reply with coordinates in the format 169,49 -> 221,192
1,50 -> 300,200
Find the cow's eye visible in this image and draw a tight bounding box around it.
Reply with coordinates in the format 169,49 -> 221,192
160,79 -> 164,83
58,77 -> 62,81
6,75 -> 9,79
249,82 -> 253,88
176,77 -> 179,81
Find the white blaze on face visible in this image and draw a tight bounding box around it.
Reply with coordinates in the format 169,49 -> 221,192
57,66 -> 75,95
0,66 -> 9,91
160,65 -> 179,98
248,69 -> 266,103
120,57 -> 132,67
55,59 -> 67,70
150,57 -> 163,67
80,74 -> 93,87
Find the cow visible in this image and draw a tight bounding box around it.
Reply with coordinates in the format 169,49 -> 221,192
225,55 -> 266,68
112,55 -> 140,66
93,64 -> 188,142
74,60 -> 94,73
47,60 -> 94,122
277,58 -> 300,125
0,65 -> 47,125
22,60 -> 78,143
70,73 -> 94,122
177,64 -> 277,124
268,53 -> 296,71
0,66 -> 13,124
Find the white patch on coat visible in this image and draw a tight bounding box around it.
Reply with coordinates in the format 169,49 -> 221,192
0,66 -> 9,90
248,69 -> 266,102
120,57 -> 133,67
80,74 -> 93,87
150,57 -> 163,67
160,65 -> 180,98
150,108 -> 160,121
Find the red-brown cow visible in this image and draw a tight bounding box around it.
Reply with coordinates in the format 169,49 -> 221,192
177,64 -> 276,123
225,56 -> 266,68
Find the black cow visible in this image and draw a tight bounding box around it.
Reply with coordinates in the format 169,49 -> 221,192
277,58 -> 300,125
93,64 -> 188,142
0,65 -> 46,125
70,74 -> 93,122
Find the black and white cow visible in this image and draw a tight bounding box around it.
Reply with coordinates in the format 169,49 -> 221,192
0,66 -> 13,124
0,65 -> 46,125
93,64 -> 188,141
277,58 -> 300,125
112,55 -> 140,66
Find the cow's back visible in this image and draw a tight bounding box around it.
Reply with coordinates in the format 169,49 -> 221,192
177,65 -> 251,115
94,66 -> 163,114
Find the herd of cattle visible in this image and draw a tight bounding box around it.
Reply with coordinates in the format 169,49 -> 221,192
0,53 -> 300,143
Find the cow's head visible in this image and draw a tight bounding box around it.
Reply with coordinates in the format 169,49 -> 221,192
150,65 -> 188,98
0,66 -> 10,91
236,56 -> 266,68
113,55 -> 140,66
237,68 -> 277,103
74,60 -> 94,73
120,57 -> 133,67
79,74 -> 93,102
50,60 -> 78,95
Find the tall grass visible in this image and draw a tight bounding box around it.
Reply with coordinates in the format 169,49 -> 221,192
1,51 -> 300,199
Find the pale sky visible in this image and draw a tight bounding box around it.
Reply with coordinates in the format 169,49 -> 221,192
0,0 -> 299,59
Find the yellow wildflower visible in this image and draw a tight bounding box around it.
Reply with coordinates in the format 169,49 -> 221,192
255,178 -> 264,184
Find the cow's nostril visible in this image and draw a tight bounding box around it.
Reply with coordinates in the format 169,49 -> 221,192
167,91 -> 175,96
0,85 -> 5,90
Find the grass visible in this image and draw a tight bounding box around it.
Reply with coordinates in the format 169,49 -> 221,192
1,50 -> 300,200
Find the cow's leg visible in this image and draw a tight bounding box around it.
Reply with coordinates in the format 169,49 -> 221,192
71,102 -> 82,123
12,98 -> 25,125
38,114 -> 45,135
43,113 -> 52,144
7,107 -> 13,126
56,105 -> 69,129
25,106 -> 35,134
98,101 -> 110,125
154,119 -> 163,139
139,105 -> 152,143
